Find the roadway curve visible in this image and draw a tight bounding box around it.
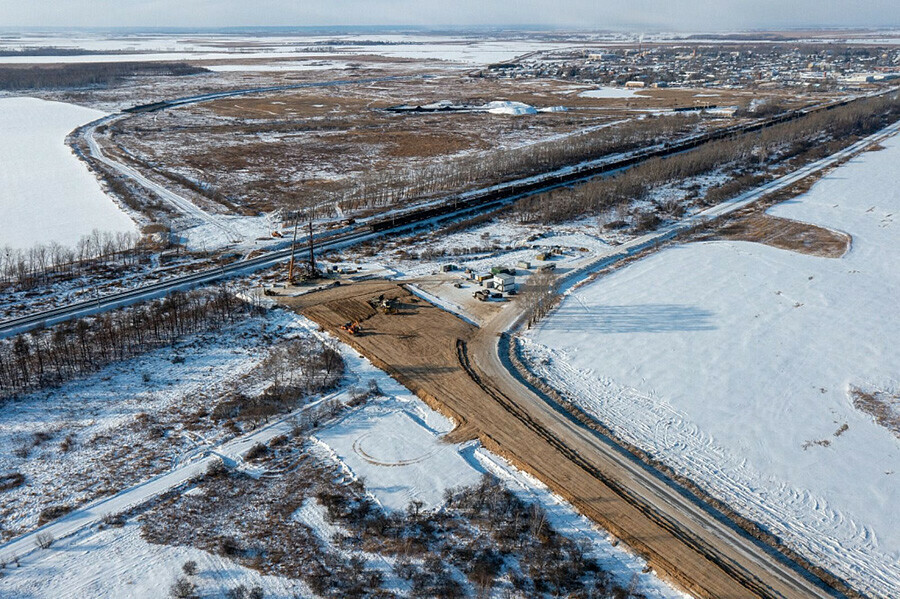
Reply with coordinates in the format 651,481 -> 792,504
466,329 -> 835,598
457,120 -> 900,599
84,117 -> 243,243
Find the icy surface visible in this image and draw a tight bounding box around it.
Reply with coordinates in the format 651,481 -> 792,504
0,97 -> 135,250
579,86 -> 642,99
524,137 -> 900,596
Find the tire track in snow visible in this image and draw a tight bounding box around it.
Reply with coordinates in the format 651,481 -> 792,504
521,341 -> 900,597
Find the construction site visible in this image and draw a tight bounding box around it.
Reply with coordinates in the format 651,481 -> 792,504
277,279 -> 838,599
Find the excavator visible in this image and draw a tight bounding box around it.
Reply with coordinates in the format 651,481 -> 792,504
340,321 -> 361,335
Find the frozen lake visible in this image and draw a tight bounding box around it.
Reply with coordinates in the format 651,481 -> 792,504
0,97 -> 135,251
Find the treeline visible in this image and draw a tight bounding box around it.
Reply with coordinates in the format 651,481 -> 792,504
335,114 -> 701,214
0,230 -> 152,290
515,93 -> 900,224
0,47 -> 117,57
520,269 -> 560,329
0,288 -> 255,398
0,62 -> 207,91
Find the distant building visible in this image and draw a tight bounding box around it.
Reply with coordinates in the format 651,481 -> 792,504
493,272 -> 517,293
625,80 -> 646,88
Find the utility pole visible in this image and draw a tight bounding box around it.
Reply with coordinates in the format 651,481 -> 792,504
287,219 -> 298,285
307,217 -> 317,277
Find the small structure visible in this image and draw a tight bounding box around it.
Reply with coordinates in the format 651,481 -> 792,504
493,272 -> 517,293
516,260 -> 531,270
473,272 -> 493,283
625,80 -> 646,88
441,264 -> 457,272
535,252 -> 550,261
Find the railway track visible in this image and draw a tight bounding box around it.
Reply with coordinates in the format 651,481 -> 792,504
2,87 -> 896,340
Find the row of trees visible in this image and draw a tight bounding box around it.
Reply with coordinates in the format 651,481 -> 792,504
0,62 -> 207,91
519,269 -> 560,329
334,114 -> 701,214
0,288 -> 255,398
0,230 -> 153,290
514,93 -> 900,224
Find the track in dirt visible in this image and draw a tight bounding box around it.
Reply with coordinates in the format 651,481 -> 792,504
455,339 -> 778,599
281,280 -> 845,599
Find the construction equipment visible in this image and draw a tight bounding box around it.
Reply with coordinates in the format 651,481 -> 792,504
368,294 -> 400,315
340,321 -> 361,335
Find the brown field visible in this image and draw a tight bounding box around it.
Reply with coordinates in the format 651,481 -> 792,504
279,280 -> 832,599
110,69 -> 804,214
715,213 -> 851,257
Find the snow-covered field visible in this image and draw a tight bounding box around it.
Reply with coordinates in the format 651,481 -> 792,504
205,60 -> 350,73
522,137 -> 900,596
0,97 -> 134,250
314,407 -> 481,510
0,309 -> 299,540
0,307 -> 687,598
0,522 -> 310,599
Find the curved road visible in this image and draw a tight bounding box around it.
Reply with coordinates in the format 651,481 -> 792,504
468,307 -> 833,599
85,117 -> 243,243
457,122 -> 900,598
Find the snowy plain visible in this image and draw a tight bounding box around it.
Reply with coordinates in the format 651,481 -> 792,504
523,136 -> 900,596
0,33 -> 585,66
0,97 -> 135,250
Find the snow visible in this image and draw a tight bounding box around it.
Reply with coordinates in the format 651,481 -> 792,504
205,60 -> 349,73
315,406 -> 481,510
0,521 -> 310,599
0,33 -> 588,66
0,309 -> 301,542
484,100 -> 538,115
0,308 -> 687,598
474,449 -> 689,599
579,86 -> 642,99
524,136 -> 900,596
0,97 -> 135,250
405,283 -> 479,327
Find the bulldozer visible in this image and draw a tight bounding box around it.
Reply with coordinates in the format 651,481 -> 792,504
340,321 -> 361,335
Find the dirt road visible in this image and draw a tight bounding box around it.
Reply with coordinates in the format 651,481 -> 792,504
283,280 -> 842,599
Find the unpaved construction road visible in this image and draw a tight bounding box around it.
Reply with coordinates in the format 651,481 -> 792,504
283,280 -> 843,599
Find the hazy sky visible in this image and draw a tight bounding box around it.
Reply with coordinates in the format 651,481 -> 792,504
1,1 -> 899,30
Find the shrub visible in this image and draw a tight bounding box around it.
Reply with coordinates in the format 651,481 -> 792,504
0,472 -> 25,492
169,577 -> 198,599
34,532 -> 54,549
38,504 -> 73,525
